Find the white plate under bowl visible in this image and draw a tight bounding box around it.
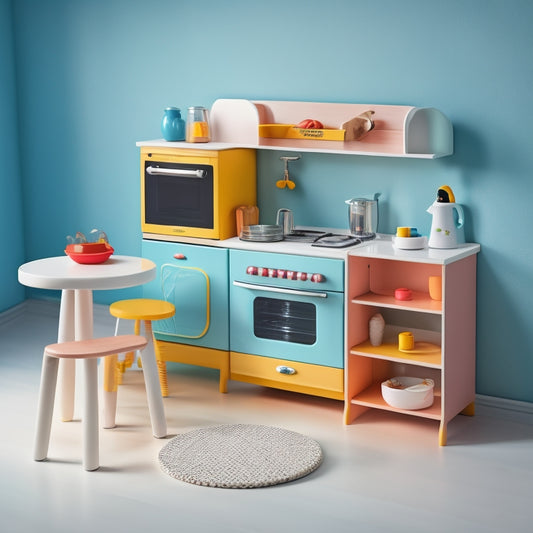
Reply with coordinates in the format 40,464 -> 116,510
381,376 -> 434,410
392,235 -> 427,250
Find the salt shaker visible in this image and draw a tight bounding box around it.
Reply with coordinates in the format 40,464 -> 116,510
369,312 -> 385,346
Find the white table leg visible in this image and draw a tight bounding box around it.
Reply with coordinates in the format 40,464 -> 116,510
75,289 -> 94,340
141,320 -> 167,438
57,290 -> 75,421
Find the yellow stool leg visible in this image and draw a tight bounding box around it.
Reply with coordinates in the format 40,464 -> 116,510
152,337 -> 169,397
134,319 -> 142,368
157,360 -> 169,398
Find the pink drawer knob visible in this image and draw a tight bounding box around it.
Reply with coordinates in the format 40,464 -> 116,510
173,253 -> 186,260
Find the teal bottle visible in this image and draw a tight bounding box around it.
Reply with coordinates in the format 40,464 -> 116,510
161,107 -> 185,141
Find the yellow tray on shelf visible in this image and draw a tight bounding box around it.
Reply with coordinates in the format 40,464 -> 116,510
258,111 -> 375,142
258,124 -> 346,141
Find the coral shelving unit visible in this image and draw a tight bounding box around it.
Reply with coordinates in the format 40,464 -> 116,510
344,239 -> 480,445
139,98 -> 453,159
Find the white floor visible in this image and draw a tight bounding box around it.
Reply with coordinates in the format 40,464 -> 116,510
1,301 -> 532,533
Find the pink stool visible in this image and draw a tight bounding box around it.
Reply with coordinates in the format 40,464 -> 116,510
34,335 -> 148,471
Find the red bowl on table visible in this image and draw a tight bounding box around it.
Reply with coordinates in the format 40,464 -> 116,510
65,243 -> 114,264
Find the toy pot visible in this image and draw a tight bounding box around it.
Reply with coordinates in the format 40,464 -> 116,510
345,194 -> 379,240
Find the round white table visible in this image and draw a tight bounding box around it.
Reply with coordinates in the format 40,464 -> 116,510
18,255 -> 158,425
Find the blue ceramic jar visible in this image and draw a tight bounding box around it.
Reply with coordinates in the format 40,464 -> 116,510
161,107 -> 185,141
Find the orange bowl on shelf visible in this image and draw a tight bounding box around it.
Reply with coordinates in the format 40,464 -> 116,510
65,243 -> 114,264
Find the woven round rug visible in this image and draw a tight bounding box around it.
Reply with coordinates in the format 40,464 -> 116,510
158,424 -> 323,488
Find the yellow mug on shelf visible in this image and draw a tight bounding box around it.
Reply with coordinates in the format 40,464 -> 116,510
428,275 -> 442,301
398,331 -> 414,351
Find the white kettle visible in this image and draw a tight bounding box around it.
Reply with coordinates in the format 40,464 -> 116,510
427,186 -> 464,249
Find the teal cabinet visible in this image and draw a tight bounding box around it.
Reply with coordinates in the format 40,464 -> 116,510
142,239 -> 229,350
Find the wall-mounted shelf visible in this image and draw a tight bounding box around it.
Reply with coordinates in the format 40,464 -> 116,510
137,98 -> 454,159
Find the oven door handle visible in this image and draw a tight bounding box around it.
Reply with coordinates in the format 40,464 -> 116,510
232,280 -> 328,298
146,166 -> 206,178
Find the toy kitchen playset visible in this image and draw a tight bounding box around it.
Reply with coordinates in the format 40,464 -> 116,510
138,99 -> 480,445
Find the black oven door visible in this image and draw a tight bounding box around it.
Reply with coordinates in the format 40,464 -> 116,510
144,161 -> 214,229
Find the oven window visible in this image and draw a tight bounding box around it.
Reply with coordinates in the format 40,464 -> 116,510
253,297 -> 316,345
145,162 -> 214,228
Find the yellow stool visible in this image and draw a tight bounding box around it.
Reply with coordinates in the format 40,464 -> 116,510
106,299 -> 175,402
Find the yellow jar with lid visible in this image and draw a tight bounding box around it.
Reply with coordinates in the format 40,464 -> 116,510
186,106 -> 210,143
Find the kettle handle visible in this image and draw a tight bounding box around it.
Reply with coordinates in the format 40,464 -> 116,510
454,204 -> 464,229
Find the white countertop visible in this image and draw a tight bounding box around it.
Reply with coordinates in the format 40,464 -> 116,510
350,236 -> 480,264
143,232 -> 480,264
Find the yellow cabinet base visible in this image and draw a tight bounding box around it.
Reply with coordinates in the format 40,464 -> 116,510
154,339 -> 229,395
153,341 -> 343,400
230,352 -> 343,400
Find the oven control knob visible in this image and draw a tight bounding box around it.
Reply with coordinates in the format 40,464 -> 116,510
296,272 -> 307,281
286,270 -> 297,280
246,266 -> 258,276
310,273 -> 325,283
268,268 -> 277,278
259,267 -> 269,277
277,269 -> 286,279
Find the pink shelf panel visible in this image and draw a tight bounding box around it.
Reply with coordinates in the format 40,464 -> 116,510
351,291 -> 442,314
350,382 -> 442,420
350,339 -> 442,368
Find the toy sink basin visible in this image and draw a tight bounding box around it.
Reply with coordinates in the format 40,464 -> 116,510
65,243 -> 114,264
381,376 -> 434,410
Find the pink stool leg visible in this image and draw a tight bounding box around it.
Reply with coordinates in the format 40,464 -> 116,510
34,352 -> 60,461
142,321 -> 167,438
102,354 -> 118,429
82,358 -> 99,471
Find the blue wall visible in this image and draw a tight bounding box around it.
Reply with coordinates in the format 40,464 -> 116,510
4,0 -> 533,403
0,0 -> 25,308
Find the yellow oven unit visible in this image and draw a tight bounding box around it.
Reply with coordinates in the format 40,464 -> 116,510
141,146 -> 256,240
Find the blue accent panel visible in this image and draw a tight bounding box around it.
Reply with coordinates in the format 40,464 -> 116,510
157,265 -> 209,338
142,239 -> 228,350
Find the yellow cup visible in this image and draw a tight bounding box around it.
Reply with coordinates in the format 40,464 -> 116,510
396,226 -> 411,237
398,331 -> 414,351
428,276 -> 442,301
